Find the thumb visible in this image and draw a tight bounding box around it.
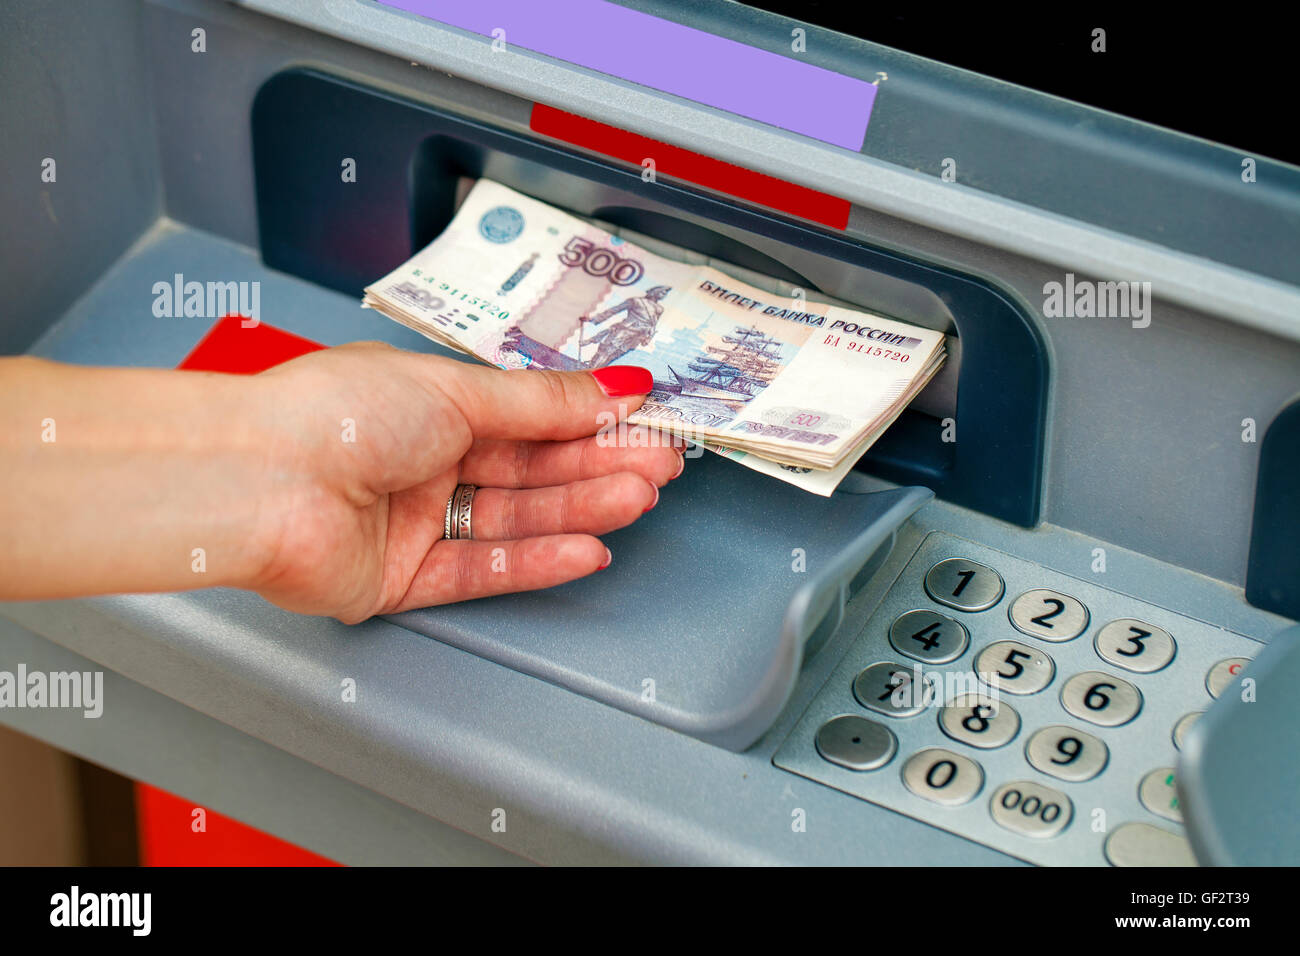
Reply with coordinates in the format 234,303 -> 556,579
437,363 -> 656,441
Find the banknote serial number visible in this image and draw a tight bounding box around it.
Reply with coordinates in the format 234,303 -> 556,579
408,270 -> 511,320
825,333 -> 912,362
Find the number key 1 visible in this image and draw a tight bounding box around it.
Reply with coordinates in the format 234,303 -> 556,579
924,558 -> 1005,612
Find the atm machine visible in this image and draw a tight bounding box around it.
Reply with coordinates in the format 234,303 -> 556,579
1,0 -> 1298,866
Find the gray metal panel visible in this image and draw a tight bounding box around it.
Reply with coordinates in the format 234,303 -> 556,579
142,0 -> 535,250
392,468 -> 931,750
0,0 -> 161,353
843,201 -> 1300,589
27,219 -> 443,366
14,221 -> 1294,864
234,0 -> 1300,336
0,617 -> 529,866
626,0 -> 1300,285
5,446 -> 1289,866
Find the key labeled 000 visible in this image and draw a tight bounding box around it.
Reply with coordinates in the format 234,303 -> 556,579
990,781 -> 1073,838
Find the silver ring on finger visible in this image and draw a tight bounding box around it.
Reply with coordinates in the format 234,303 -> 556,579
442,483 -> 477,540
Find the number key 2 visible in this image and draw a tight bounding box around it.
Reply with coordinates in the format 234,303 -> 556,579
1009,589 -> 1089,642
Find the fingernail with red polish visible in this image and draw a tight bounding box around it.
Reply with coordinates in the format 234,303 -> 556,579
643,483 -> 660,513
591,365 -> 653,397
672,451 -> 686,479
598,548 -> 613,570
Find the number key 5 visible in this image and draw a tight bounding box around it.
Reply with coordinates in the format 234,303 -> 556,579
976,640 -> 1055,695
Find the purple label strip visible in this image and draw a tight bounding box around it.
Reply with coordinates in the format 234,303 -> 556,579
379,0 -> 876,150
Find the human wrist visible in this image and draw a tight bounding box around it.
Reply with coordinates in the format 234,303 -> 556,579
199,368 -> 311,595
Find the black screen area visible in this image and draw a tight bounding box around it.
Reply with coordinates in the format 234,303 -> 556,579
742,5 -> 1296,166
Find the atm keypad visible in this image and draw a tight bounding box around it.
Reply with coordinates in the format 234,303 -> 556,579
774,531 -> 1262,867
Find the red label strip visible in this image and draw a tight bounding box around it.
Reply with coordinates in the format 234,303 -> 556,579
178,314 -> 325,374
135,316 -> 336,867
529,103 -> 851,231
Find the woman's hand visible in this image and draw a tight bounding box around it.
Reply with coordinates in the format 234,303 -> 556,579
0,345 -> 684,623
247,343 -> 684,623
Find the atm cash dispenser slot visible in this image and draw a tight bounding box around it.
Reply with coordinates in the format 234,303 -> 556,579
251,67 -> 1051,751
253,69 -> 1049,526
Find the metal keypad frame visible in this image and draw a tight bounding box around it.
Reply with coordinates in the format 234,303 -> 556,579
774,532 -> 1263,866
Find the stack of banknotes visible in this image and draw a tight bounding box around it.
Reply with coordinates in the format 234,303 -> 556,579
363,179 -> 946,495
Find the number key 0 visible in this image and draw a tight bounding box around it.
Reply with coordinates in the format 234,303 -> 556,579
902,748 -> 984,807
